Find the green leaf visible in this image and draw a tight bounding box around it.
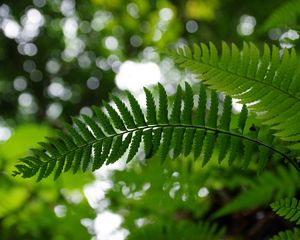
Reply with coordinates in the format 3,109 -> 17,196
158,83 -> 168,124
172,127 -> 185,159
127,130 -> 142,163
143,129 -> 153,158
92,141 -> 103,170
111,95 -> 136,129
183,128 -> 195,156
181,82 -> 193,124
271,198 -> 300,225
170,85 -> 182,124
160,128 -> 173,163
73,149 -> 83,174
72,117 -> 95,142
126,91 -> 146,126
82,114 -> 105,139
103,101 -> 126,131
82,145 -> 92,172
64,122 -> 86,145
107,135 -> 123,164
194,84 -> 206,125
92,106 -> 116,135
144,87 -> 157,125
207,91 -> 218,128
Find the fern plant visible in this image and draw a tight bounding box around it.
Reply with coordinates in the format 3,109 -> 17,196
13,81 -> 295,181
271,198 -> 300,225
271,228 -> 300,240
169,42 -> 300,150
260,0 -> 300,33
270,198 -> 300,239
213,166 -> 300,218
10,38 -> 300,238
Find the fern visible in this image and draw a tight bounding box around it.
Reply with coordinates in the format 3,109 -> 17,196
213,166 -> 300,218
271,198 -> 300,224
170,42 -> 300,149
271,228 -> 300,240
260,0 -> 300,33
13,82 -> 297,181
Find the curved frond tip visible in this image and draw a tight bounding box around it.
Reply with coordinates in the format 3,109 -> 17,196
13,83 -> 297,181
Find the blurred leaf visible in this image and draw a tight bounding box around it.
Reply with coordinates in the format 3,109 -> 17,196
0,124 -> 51,162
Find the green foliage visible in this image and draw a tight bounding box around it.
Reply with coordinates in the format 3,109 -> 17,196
127,221 -> 225,240
260,0 -> 300,32
271,198 -> 300,224
14,82 -> 293,181
213,166 -> 300,218
0,124 -> 52,163
271,228 -> 300,240
106,153 -> 233,238
0,124 -> 95,240
5,0 -> 300,239
170,42 -> 300,148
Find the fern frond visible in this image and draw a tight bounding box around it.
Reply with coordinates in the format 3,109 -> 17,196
170,42 -> 300,146
13,83 -> 298,181
271,198 -> 300,224
260,0 -> 300,33
213,166 -> 300,218
271,228 -> 300,240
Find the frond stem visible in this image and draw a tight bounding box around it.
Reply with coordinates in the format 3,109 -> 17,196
44,123 -> 300,172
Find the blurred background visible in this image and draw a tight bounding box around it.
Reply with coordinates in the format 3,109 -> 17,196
0,0 -> 299,239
